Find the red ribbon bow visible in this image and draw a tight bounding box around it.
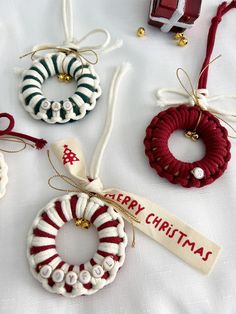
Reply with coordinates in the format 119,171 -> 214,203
0,113 -> 47,149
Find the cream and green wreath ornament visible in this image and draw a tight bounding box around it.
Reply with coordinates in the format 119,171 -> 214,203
19,48 -> 102,124
18,0 -> 123,124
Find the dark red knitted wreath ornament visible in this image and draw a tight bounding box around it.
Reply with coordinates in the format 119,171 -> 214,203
144,1 -> 236,188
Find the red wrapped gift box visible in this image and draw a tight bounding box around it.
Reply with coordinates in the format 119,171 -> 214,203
148,0 -> 202,33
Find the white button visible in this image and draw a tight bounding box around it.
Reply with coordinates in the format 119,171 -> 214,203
92,265 -> 104,278
41,100 -> 51,110
39,265 -> 52,279
52,269 -> 64,283
52,102 -> 61,111
191,167 -> 205,180
103,256 -> 115,271
63,101 -> 73,111
65,271 -> 78,286
79,270 -> 91,284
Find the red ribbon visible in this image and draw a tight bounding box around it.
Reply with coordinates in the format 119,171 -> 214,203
0,112 -> 47,150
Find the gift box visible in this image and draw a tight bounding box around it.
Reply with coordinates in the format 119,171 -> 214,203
148,0 -> 202,33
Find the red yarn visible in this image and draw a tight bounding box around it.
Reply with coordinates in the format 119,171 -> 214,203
144,105 -> 231,188
0,112 -> 47,149
198,1 -> 236,89
0,113 -> 15,135
144,1 -> 236,188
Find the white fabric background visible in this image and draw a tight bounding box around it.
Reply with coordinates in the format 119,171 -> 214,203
0,0 -> 236,313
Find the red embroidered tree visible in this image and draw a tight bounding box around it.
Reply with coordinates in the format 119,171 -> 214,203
63,145 -> 79,165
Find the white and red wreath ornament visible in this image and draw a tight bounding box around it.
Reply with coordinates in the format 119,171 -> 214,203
0,112 -> 47,199
28,191 -> 128,297
18,0 -> 123,124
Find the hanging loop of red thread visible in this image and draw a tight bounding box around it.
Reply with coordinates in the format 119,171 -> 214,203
0,112 -> 47,150
198,0 -> 236,90
0,113 -> 15,136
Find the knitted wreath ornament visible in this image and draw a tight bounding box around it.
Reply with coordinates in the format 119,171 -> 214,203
20,53 -> 101,124
144,1 -> 236,188
27,193 -> 127,297
18,0 -> 123,124
144,105 -> 231,188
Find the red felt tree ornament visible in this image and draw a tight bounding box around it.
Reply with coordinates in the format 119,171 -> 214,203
144,1 -> 236,188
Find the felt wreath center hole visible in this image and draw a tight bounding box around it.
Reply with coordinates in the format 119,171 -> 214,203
42,76 -> 77,101
56,221 -> 99,265
168,130 -> 206,162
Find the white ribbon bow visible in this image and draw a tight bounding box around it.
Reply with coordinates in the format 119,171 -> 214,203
61,0 -> 123,54
156,88 -> 236,122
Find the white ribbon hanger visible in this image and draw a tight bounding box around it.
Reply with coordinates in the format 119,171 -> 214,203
16,0 -> 123,73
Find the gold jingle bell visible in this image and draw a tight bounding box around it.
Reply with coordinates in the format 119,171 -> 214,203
185,130 -> 199,141
178,37 -> 188,47
174,32 -> 188,47
174,32 -> 184,40
75,218 -> 91,229
64,74 -> 72,82
58,73 -> 66,81
137,27 -> 146,37
57,73 -> 72,82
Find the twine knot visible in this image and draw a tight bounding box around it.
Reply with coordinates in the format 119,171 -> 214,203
84,177 -> 104,194
194,89 -> 209,111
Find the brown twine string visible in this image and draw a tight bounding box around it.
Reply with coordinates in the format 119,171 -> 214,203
20,46 -> 98,78
193,110 -> 202,133
214,116 -> 236,139
198,55 -> 222,89
0,136 -> 35,153
47,150 -> 140,248
176,55 -> 236,138
176,55 -> 222,108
